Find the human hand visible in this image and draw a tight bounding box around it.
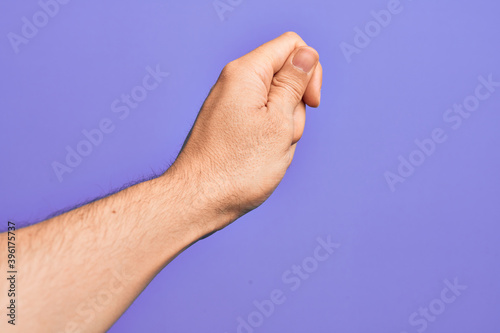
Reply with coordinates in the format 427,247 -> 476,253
171,32 -> 323,232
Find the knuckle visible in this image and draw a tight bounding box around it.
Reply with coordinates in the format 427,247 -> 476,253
219,59 -> 253,85
220,60 -> 240,81
283,31 -> 300,40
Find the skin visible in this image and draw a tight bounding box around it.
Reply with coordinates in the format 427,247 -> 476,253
0,31 -> 323,332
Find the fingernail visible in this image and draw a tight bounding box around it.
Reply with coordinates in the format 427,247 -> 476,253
292,48 -> 317,73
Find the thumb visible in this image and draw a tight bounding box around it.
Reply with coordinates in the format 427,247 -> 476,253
268,46 -> 319,113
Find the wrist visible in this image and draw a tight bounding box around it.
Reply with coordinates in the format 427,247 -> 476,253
161,160 -> 237,239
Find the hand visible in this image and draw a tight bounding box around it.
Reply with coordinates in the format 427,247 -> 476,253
171,32 -> 323,231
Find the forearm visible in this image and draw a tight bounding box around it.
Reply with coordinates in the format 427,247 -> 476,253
0,165 -> 225,332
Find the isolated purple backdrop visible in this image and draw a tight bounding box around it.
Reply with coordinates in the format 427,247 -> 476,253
1,0 -> 499,332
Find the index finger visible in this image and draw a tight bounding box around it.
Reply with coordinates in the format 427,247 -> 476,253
241,31 -> 309,74
234,32 -> 309,89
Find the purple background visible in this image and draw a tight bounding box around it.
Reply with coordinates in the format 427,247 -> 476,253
1,0 -> 500,332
